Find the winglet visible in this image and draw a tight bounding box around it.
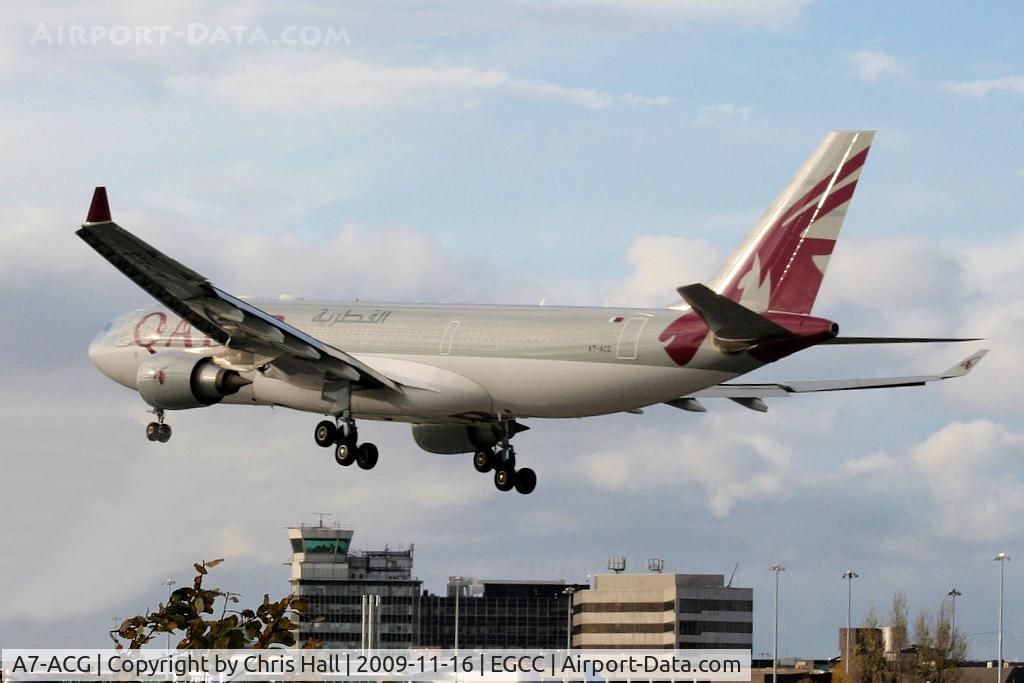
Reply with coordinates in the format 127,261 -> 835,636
86,186 -> 111,223
941,349 -> 989,378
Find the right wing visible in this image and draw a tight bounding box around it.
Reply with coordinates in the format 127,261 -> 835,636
667,350 -> 988,413
77,187 -> 400,393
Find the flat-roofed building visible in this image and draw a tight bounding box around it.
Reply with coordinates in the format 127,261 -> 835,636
572,573 -> 752,650
419,578 -> 589,649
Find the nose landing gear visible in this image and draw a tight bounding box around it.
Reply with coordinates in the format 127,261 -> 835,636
145,408 -> 172,443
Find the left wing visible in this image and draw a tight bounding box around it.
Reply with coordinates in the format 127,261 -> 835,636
76,187 -> 399,393
666,350 -> 988,413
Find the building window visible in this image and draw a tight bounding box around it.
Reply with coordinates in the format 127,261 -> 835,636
301,538 -> 350,554
678,598 -> 753,613
573,601 -> 675,613
678,620 -> 753,634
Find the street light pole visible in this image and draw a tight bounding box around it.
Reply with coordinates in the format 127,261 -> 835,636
994,554 -> 1010,682
843,571 -> 859,677
769,564 -> 785,683
451,577 -> 464,683
947,588 -> 962,658
160,578 -> 176,650
450,577 -> 466,647
563,587 -> 578,650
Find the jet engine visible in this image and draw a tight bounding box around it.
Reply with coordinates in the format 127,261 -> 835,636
411,423 -> 504,455
136,351 -> 251,410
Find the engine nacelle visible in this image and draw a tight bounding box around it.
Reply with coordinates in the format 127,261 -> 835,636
136,351 -> 251,410
411,423 -> 503,455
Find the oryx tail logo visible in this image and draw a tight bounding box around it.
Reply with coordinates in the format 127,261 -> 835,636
660,132 -> 872,366
717,131 -> 872,316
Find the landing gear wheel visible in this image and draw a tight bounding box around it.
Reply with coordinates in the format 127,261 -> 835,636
314,421 -> 337,448
356,443 -> 379,470
146,422 -> 160,442
494,468 -> 516,492
514,467 -> 536,495
473,450 -> 493,473
156,424 -> 172,443
335,440 -> 357,466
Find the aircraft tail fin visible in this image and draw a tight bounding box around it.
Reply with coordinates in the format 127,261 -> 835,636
692,130 -> 875,314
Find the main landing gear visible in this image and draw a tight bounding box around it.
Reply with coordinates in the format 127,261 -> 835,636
145,408 -> 172,443
471,422 -> 536,495
314,416 -> 379,470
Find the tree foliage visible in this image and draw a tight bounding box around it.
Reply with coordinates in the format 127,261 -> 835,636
109,559 -> 322,650
852,592 -> 965,683
858,604 -> 890,683
891,592 -> 909,683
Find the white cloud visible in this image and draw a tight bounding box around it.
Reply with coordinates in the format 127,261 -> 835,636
535,0 -> 810,31
850,48 -> 905,82
608,235 -> 723,307
822,236 -> 967,335
841,451 -> 898,476
910,420 -> 1024,541
942,75 -> 1024,98
166,54 -> 671,113
558,415 -> 803,518
695,103 -> 753,125
0,212 -> 475,308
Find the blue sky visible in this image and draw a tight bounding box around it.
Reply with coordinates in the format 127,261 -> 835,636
2,0 -> 1024,660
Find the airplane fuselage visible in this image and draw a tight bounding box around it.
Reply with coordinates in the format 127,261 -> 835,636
89,299 -> 764,422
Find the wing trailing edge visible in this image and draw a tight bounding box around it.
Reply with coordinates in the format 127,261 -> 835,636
666,350 -> 988,412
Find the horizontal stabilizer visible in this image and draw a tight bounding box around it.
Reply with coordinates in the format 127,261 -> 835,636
823,336 -> 982,345
667,350 -> 988,410
677,283 -> 791,353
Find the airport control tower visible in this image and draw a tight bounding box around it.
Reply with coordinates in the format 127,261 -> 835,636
288,516 -> 421,647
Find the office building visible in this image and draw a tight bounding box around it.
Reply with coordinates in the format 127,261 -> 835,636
572,572 -> 753,650
419,578 -> 589,649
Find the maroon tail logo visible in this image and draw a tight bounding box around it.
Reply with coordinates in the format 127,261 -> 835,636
718,145 -> 870,315
659,312 -> 710,366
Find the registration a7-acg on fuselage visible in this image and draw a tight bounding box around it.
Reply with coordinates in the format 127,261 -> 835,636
81,130 -> 985,495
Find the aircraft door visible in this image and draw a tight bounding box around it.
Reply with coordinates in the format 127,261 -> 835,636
616,317 -> 648,360
439,320 -> 461,355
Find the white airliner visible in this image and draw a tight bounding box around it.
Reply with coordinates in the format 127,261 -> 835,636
82,130 -> 985,494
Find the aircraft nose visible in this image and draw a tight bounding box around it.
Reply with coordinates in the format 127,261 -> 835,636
87,322 -> 138,389
88,322 -> 115,374
88,336 -> 102,367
